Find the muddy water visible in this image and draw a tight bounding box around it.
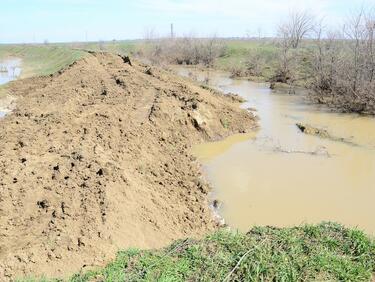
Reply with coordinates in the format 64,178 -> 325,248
177,67 -> 375,234
0,58 -> 21,117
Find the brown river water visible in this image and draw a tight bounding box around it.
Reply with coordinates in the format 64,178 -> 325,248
177,67 -> 375,234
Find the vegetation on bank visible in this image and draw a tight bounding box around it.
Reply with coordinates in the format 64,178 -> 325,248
1,9 -> 375,114
0,45 -> 86,78
0,40 -> 278,81
19,223 -> 375,282
2,14 -> 374,115
69,24 -> 375,114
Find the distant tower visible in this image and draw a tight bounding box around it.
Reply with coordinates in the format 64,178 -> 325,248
171,23 -> 174,38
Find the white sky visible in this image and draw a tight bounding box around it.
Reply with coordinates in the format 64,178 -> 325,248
0,0 -> 374,43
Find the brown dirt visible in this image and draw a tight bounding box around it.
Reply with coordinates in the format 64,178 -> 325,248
0,52 -> 256,280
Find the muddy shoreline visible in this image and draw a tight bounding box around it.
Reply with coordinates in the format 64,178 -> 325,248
0,52 -> 256,279
189,67 -> 375,236
0,96 -> 16,116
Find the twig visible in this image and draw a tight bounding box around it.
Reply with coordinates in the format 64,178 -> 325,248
222,239 -> 268,282
222,249 -> 254,282
274,147 -> 332,157
129,238 -> 191,280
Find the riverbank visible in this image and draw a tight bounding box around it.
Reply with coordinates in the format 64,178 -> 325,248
1,45 -> 374,281
3,40 -> 374,115
179,66 -> 375,237
23,223 -> 375,281
0,52 -> 256,279
73,223 -> 375,282
0,45 -> 86,78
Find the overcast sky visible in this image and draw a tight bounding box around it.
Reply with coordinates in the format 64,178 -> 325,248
0,0 -> 374,43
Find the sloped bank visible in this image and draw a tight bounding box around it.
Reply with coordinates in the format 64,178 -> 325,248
0,52 -> 256,279
70,223 -> 375,282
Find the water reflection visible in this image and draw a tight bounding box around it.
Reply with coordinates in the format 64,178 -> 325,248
0,58 -> 22,85
0,58 -> 21,118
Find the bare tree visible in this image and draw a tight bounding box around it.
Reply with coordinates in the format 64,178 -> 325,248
364,13 -> 375,83
143,27 -> 157,42
278,10 -> 315,49
272,10 -> 314,85
273,25 -> 296,84
310,22 -> 342,95
201,35 -> 223,68
139,31 -> 225,68
310,9 -> 375,113
246,50 -> 265,76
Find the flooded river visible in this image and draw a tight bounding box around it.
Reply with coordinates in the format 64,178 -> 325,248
0,58 -> 21,85
178,67 -> 375,234
0,58 -> 21,117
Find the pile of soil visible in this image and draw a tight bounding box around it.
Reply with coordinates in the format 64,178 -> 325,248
0,52 -> 256,279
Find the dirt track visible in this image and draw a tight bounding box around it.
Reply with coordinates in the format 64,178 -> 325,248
0,52 -> 256,279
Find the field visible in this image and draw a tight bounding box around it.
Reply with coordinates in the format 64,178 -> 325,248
215,40 -> 278,78
0,39 -> 279,82
0,40 -> 286,82
0,45 -> 87,98
0,45 -> 86,78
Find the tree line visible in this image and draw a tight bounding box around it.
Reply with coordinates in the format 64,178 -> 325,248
137,8 -> 375,114
275,9 -> 375,113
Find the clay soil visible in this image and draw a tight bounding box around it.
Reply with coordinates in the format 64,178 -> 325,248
0,52 -> 256,280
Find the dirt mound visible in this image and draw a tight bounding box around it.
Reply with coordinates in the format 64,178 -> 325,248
0,52 -> 256,280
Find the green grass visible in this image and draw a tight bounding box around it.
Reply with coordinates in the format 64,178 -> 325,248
0,44 -> 86,78
75,40 -> 139,55
0,40 -> 279,82
0,39 -> 312,84
215,40 -> 279,79
20,223 -> 375,282
115,39 -> 280,80
0,40 -> 141,80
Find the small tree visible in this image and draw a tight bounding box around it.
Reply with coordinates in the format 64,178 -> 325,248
272,10 -> 315,86
201,35 -> 223,68
278,10 -> 315,49
310,9 -> 375,113
273,27 -> 295,83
